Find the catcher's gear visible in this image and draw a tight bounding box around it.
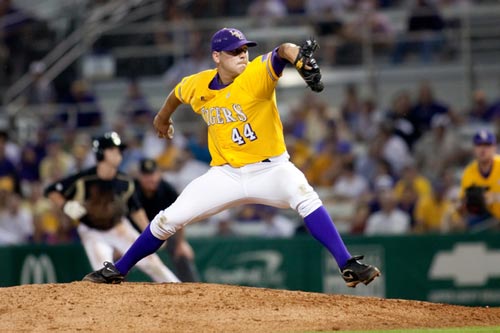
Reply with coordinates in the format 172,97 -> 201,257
63,200 -> 87,220
84,186 -> 128,230
464,185 -> 489,215
294,39 -> 324,93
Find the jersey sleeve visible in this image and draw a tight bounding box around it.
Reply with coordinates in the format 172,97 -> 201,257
174,74 -> 196,105
174,70 -> 216,106
238,49 -> 283,100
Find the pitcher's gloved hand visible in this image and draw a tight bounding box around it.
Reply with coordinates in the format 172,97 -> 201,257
294,38 -> 324,93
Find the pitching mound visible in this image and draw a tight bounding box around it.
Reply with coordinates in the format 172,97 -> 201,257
1,282 -> 499,332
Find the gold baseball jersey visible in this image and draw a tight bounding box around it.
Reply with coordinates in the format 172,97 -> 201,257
174,52 -> 287,167
460,154 -> 500,219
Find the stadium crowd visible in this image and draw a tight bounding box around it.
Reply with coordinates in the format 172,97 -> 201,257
1,0 -> 500,246
1,77 -> 500,245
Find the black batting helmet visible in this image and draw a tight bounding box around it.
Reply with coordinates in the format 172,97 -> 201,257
92,131 -> 126,161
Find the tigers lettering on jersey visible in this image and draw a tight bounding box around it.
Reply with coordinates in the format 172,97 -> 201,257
174,53 -> 286,167
201,104 -> 248,126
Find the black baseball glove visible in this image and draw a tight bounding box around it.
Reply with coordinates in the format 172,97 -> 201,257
294,38 -> 324,93
464,185 -> 489,216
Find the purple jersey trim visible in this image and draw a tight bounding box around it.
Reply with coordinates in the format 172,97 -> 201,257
209,73 -> 230,90
270,47 -> 287,76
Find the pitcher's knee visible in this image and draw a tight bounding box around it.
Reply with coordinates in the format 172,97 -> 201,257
296,195 -> 322,218
150,211 -> 179,240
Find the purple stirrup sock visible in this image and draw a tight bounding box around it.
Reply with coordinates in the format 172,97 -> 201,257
304,206 -> 351,269
115,224 -> 165,275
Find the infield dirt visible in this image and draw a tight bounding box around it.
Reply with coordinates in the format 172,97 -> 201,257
1,282 -> 499,332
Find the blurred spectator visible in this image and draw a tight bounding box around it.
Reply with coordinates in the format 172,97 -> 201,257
0,129 -> 20,165
305,0 -> 351,31
370,122 -> 412,176
393,162 -> 432,227
340,84 -> 363,131
185,128 -> 211,164
413,114 -> 466,181
0,191 -> 34,245
185,0 -> 221,18
39,134 -> 75,187
18,144 -> 42,197
116,79 -> 154,126
343,0 -> 395,56
304,138 -> 343,187
28,181 -> 76,244
414,180 -> 464,233
407,81 -> 450,140
391,0 -> 446,64
57,79 -> 104,129
284,0 -> 306,15
383,90 -> 419,149
331,160 -> 369,201
259,206 -> 296,238
70,133 -> 96,172
393,162 -> 432,201
365,190 -> 411,235
305,0 -> 352,65
467,89 -> 493,123
287,137 -> 313,171
247,0 -> 287,26
351,98 -> 383,142
163,30 -> 211,90
351,176 -> 394,234
118,131 -> 144,175
284,93 -> 334,151
488,95 -> 500,120
163,148 -> 210,193
0,131 -> 19,195
214,215 -> 237,237
357,152 -> 395,190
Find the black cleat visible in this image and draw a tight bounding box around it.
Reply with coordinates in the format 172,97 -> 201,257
82,261 -> 125,284
341,255 -> 381,288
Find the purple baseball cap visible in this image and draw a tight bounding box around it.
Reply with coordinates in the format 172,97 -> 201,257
473,129 -> 496,145
211,28 -> 257,52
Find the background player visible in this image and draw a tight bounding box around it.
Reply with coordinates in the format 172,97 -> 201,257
459,129 -> 500,231
45,131 -> 179,283
134,158 -> 199,282
84,28 -> 380,288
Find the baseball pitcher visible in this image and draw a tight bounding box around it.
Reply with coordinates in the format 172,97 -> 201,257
84,28 -> 380,288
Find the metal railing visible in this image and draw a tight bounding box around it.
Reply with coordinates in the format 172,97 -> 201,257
2,0 -> 161,107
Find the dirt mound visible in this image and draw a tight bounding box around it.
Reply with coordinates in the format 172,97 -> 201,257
1,282 -> 499,332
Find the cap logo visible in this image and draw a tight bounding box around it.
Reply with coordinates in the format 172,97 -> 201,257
229,29 -> 244,40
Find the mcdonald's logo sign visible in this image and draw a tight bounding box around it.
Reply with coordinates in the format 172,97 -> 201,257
20,254 -> 57,284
